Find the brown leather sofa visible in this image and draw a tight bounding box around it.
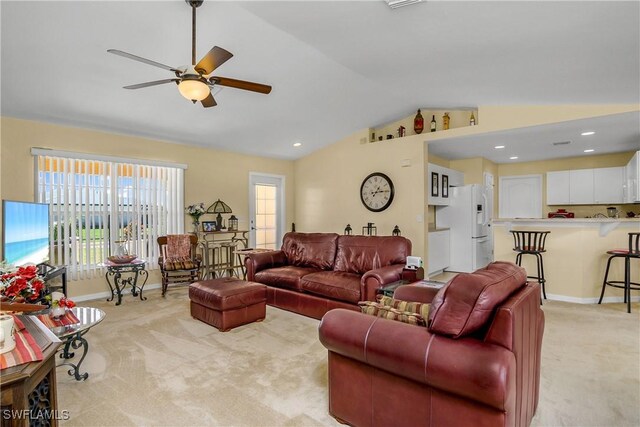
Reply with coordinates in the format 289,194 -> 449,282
244,232 -> 413,319
319,261 -> 545,427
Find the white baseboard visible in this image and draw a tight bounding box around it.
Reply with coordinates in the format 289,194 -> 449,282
546,293 -> 640,304
72,282 -> 162,303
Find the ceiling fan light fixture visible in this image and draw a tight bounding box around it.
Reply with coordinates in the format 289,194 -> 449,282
178,79 -> 210,101
386,0 -> 423,9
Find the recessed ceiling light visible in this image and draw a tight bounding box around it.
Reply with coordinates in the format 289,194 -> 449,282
509,156 -> 519,160
581,131 -> 595,136
584,149 -> 595,153
494,145 -> 505,149
293,142 -> 302,147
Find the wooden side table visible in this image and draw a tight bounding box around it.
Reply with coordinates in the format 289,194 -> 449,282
1,316 -> 63,426
234,248 -> 277,279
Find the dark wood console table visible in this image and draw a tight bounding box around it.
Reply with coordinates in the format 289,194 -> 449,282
0,316 -> 63,426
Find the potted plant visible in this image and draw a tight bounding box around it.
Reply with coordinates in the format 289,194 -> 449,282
185,202 -> 206,233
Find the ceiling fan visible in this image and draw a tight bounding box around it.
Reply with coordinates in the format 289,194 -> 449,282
107,0 -> 271,108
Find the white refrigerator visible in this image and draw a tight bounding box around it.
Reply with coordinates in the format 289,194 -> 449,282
436,184 -> 493,273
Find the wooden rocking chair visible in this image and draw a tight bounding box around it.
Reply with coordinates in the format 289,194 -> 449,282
157,234 -> 201,296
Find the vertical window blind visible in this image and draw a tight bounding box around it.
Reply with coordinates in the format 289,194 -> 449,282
33,151 -> 185,280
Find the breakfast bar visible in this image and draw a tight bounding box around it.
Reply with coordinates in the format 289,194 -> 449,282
492,218 -> 640,302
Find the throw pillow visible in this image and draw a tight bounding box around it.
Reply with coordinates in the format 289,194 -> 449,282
358,300 -> 387,316
358,301 -> 426,326
377,295 -> 431,319
163,257 -> 196,271
378,306 -> 426,326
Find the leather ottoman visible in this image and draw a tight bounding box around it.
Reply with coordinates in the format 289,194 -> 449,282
189,277 -> 267,332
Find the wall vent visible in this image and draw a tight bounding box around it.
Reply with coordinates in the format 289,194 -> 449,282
552,141 -> 572,146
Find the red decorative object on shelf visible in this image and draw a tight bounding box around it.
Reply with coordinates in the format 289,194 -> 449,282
548,209 -> 574,218
414,109 -> 424,134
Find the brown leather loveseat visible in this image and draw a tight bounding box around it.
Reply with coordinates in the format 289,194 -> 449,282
319,261 -> 545,427
244,232 -> 412,319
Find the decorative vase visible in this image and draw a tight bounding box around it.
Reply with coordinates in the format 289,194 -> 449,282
414,109 -> 424,134
192,219 -> 200,234
50,306 -> 66,320
114,240 -> 129,256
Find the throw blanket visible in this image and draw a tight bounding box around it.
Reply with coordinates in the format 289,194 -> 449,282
166,234 -> 191,259
163,235 -> 196,271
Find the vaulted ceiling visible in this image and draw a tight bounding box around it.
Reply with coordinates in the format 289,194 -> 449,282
1,1 -> 638,160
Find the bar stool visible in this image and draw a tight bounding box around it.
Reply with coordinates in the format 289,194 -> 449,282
510,230 -> 550,300
598,232 -> 640,313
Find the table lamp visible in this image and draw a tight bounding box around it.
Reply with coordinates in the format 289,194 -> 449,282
207,199 -> 232,231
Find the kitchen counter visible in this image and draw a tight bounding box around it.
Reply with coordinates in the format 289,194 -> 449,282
493,217 -> 639,237
494,217 -> 640,223
492,219 -> 639,303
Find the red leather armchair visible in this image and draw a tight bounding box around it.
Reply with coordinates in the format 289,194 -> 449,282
319,262 -> 545,427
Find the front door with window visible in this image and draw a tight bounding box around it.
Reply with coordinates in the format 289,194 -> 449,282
249,173 -> 285,250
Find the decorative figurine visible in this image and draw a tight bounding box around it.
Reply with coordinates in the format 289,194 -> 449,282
392,225 -> 401,236
398,126 -> 406,138
414,109 -> 424,134
362,222 -> 377,236
344,224 -> 352,235
470,112 -> 476,126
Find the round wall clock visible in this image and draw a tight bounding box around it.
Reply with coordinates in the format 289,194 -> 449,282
360,172 -> 395,212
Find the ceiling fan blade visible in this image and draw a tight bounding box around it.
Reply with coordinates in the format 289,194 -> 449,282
195,46 -> 233,75
123,79 -> 180,90
201,92 -> 217,108
108,49 -> 182,73
209,76 -> 272,94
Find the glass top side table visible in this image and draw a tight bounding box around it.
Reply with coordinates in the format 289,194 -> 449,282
100,259 -> 148,305
48,306 -> 106,381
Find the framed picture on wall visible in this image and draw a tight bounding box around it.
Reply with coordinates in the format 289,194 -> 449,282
442,174 -> 449,198
431,172 -> 439,197
202,221 -> 217,232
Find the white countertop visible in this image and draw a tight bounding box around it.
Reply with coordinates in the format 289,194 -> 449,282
492,217 -> 639,236
493,217 -> 640,223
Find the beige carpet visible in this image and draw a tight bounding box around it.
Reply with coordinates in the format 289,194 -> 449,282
56,289 -> 639,426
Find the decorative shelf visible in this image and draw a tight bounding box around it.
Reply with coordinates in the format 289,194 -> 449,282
368,108 -> 478,143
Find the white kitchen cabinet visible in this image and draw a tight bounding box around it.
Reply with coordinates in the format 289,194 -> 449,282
428,230 -> 450,275
546,171 -> 570,205
625,151 -> 640,203
594,167 -> 624,204
428,163 -> 463,206
548,166 -> 629,205
569,169 -> 594,204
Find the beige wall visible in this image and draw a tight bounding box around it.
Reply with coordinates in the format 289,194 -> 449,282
427,154 -> 450,168
0,117 -> 295,298
449,157 -> 484,185
294,129 -> 427,258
